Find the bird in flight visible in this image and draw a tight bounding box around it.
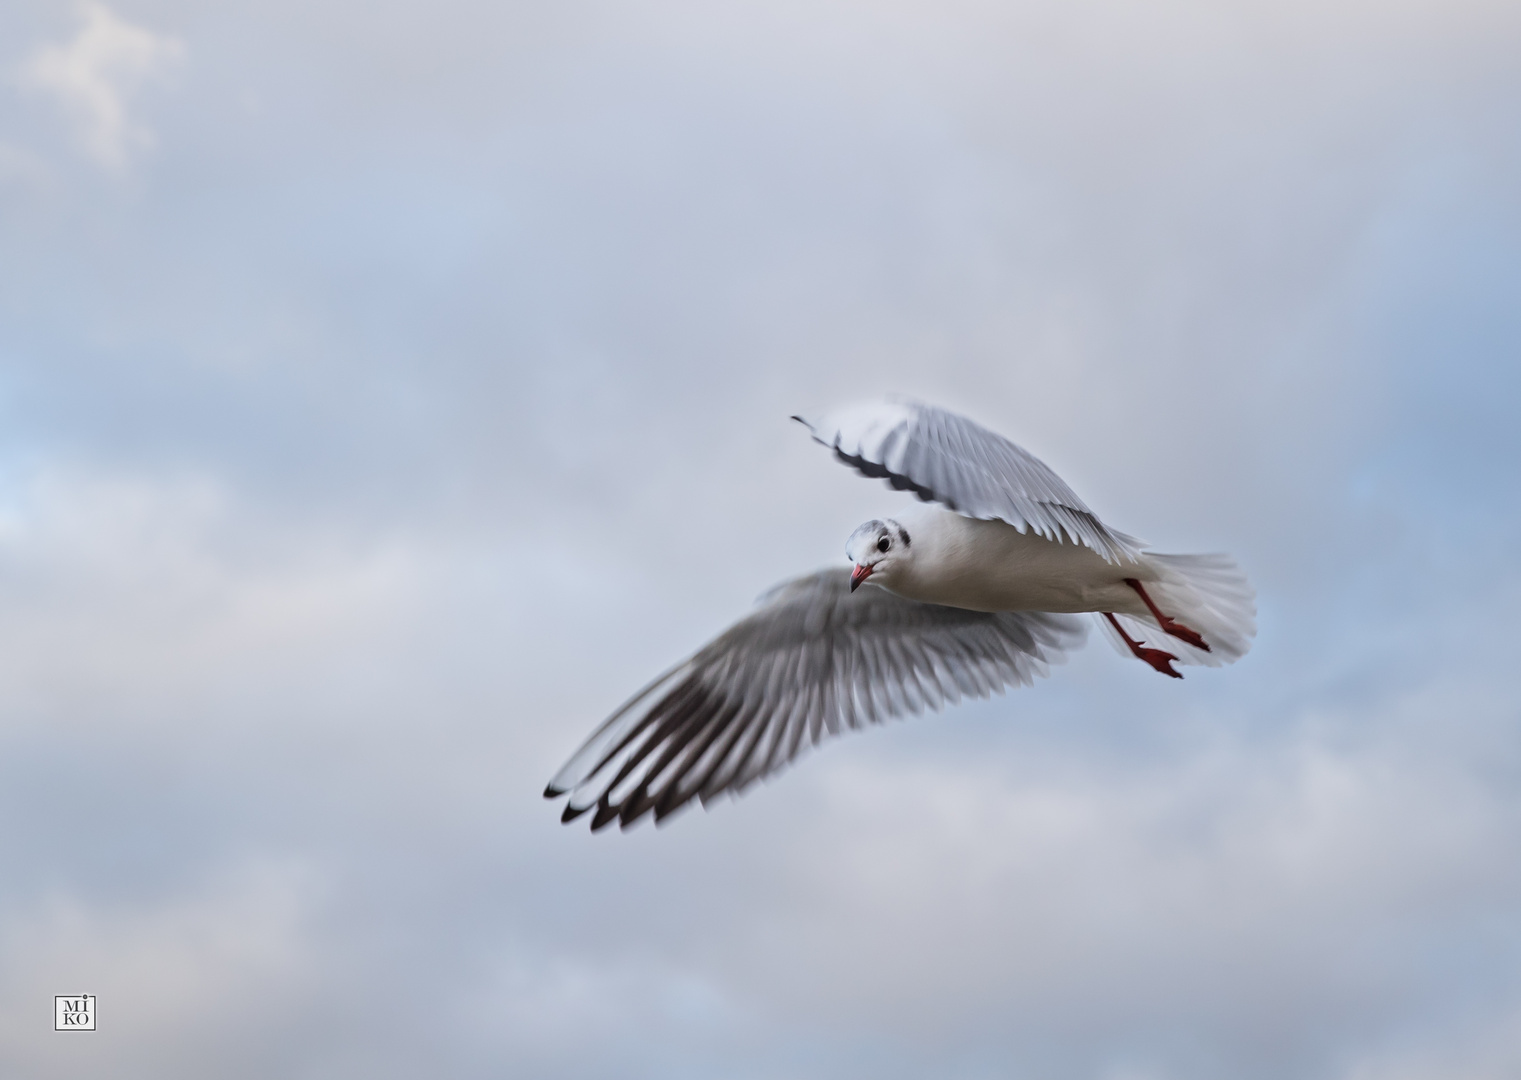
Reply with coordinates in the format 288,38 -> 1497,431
545,399 -> 1255,832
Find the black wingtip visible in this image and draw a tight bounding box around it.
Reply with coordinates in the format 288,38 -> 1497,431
790,414 -> 810,427
590,800 -> 621,832
560,802 -> 590,824
543,784 -> 564,799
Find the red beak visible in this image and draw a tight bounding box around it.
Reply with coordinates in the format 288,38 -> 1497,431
850,563 -> 873,592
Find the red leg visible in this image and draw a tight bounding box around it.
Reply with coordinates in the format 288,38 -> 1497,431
1104,612 -> 1183,678
1123,578 -> 1211,652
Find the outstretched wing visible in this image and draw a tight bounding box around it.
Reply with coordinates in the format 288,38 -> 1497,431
544,568 -> 1085,831
795,399 -> 1143,564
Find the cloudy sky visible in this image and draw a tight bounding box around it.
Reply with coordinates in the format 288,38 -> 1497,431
1,0 -> 1519,1076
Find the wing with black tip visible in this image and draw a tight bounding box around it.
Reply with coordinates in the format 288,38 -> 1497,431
544,568 -> 1085,832
795,399 -> 1144,564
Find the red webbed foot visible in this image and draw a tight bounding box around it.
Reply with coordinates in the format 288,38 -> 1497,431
1124,578 -> 1210,652
1104,612 -> 1183,679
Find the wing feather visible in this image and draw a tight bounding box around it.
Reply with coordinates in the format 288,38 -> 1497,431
544,568 -> 1086,831
795,399 -> 1144,564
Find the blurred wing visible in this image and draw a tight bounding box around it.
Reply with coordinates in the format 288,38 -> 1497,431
544,568 -> 1085,831
795,399 -> 1144,564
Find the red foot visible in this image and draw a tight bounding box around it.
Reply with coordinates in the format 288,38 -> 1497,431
1124,578 -> 1210,652
1104,612 -> 1183,678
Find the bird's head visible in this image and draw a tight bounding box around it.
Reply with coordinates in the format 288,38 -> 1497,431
845,518 -> 912,592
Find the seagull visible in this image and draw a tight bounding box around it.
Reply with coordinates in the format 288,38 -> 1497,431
545,399 -> 1255,832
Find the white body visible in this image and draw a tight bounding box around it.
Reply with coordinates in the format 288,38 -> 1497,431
855,504 -> 1255,667
876,506 -> 1152,615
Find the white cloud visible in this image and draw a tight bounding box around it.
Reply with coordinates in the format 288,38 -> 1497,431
18,2 -> 183,169
0,464 -> 430,745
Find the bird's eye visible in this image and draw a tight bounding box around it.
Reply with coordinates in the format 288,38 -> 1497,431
876,536 -> 890,553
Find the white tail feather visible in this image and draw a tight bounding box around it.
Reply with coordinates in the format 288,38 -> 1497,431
1096,552 -> 1256,668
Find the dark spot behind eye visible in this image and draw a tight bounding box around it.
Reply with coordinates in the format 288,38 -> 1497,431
898,528 -> 910,547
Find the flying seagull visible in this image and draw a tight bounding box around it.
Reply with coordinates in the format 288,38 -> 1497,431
545,399 -> 1255,832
